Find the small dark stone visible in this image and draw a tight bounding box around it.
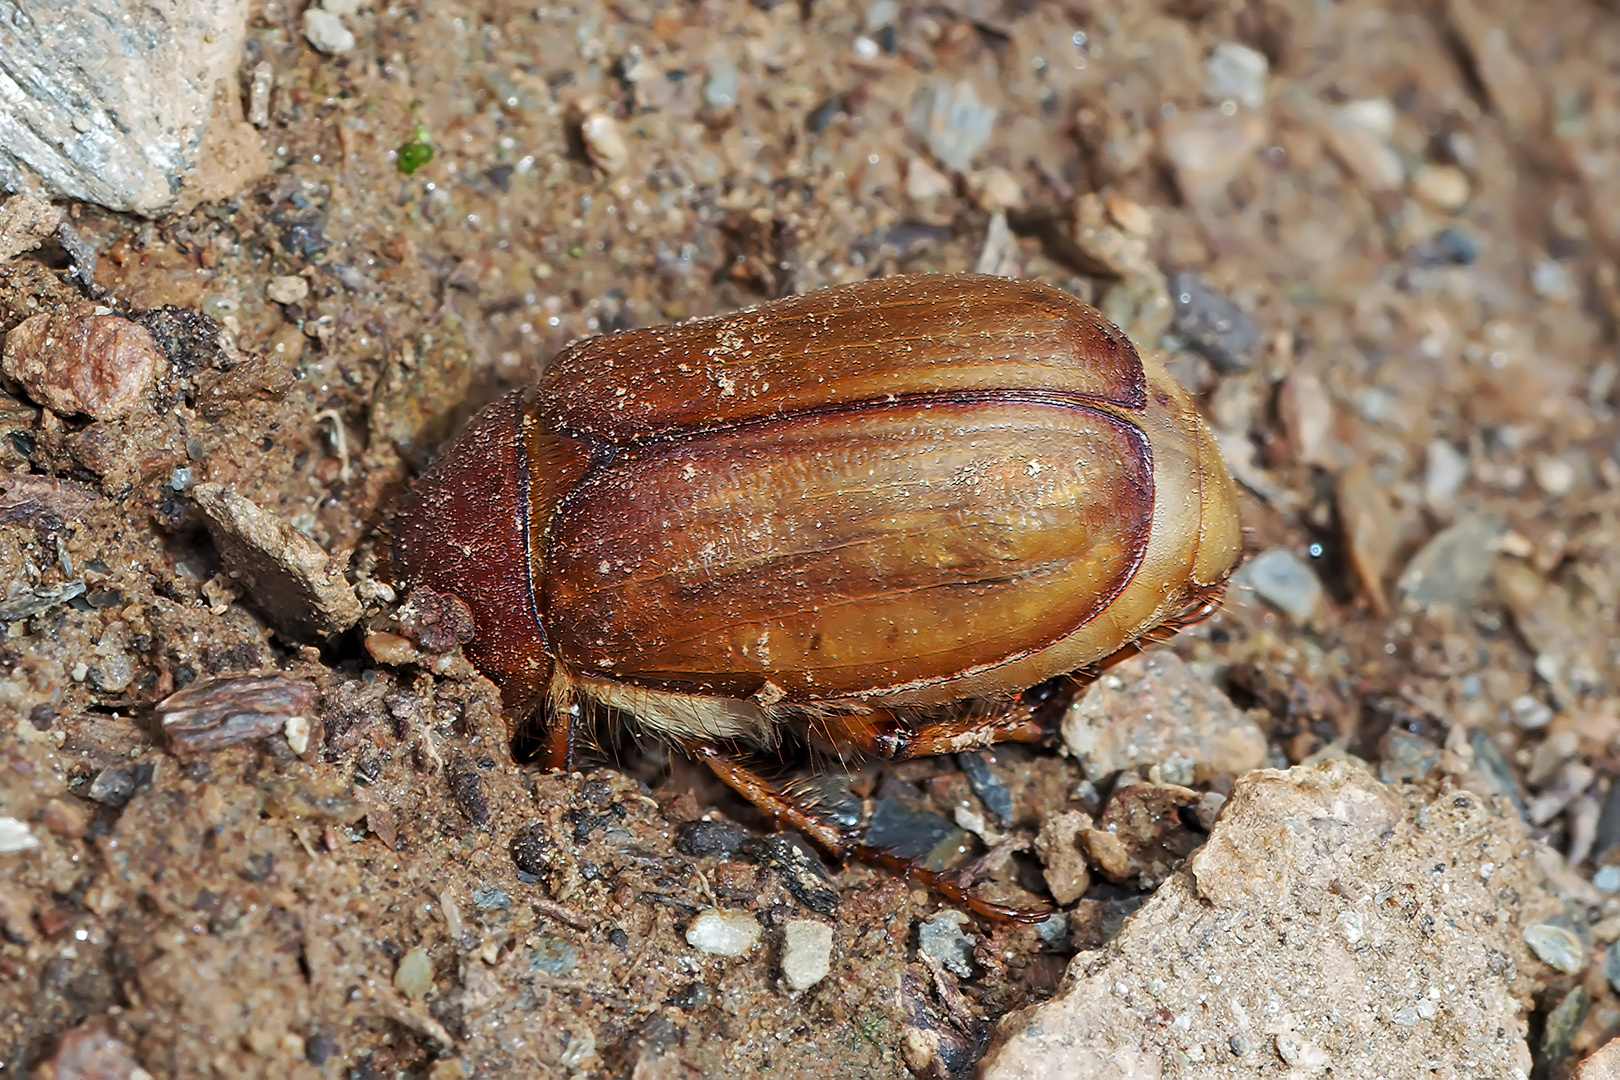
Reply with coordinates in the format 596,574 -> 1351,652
957,751 -> 1013,826
56,221 -> 98,288
87,764 -> 149,807
484,165 -> 515,191
451,771 -> 489,826
305,1032 -> 337,1065
28,703 -> 54,731
1169,271 -> 1261,374
806,94 -> 845,134
609,927 -> 630,951
673,818 -> 751,859
274,207 -> 328,258
133,306 -> 233,374
744,834 -> 840,915
1594,780 -> 1620,865
668,982 -> 716,1011
1410,227 -> 1479,267
1467,729 -> 1528,822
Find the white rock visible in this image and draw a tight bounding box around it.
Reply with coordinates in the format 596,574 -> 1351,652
578,111 -> 629,174
685,909 -> 762,957
267,275 -> 310,305
0,817 -> 40,854
1410,164 -> 1471,212
0,0 -> 256,215
303,8 -> 356,55
1203,42 -> 1269,111
1423,439 -> 1469,508
781,920 -> 833,991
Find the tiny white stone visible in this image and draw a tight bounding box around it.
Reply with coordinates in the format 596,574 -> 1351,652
285,713 -> 310,755
781,920 -> 833,991
303,9 -> 356,55
0,817 -> 40,854
686,909 -> 762,957
267,275 -> 310,305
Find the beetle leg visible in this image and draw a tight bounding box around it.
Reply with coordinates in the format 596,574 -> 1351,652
856,701 -> 1048,762
686,741 -> 1050,924
684,741 -> 851,855
528,666 -> 580,773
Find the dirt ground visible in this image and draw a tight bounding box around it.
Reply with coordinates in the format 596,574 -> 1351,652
6,0 -> 1620,1076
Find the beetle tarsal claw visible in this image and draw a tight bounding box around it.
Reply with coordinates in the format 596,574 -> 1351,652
392,273 -> 1243,918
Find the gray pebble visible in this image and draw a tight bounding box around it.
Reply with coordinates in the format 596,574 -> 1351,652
1523,922 -> 1585,975
1169,271 -> 1261,374
918,910 -> 976,978
1234,547 -> 1323,621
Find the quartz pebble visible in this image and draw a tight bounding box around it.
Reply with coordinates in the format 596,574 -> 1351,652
266,275 -> 310,304
303,8 -> 355,54
1203,42 -> 1268,110
1410,164 -> 1471,212
781,920 -> 833,991
686,909 -> 762,957
1325,100 -> 1403,192
1423,439 -> 1470,508
0,817 -> 39,854
1396,513 -> 1505,611
909,79 -> 997,174
1524,923 -> 1585,975
577,109 -> 629,174
1235,547 -> 1324,621
395,946 -> 435,1001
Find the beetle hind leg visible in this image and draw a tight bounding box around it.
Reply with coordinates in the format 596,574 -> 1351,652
685,741 -> 1050,924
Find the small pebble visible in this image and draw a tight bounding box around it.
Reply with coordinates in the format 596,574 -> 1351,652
1203,42 -> 1268,111
1605,946 -> 1620,994
918,910 -> 976,978
1592,866 -> 1620,894
560,1030 -> 596,1069
1422,440 -> 1469,508
703,60 -> 739,111
2,307 -> 164,420
1169,271 -> 1261,373
395,946 -> 435,1001
1533,455 -> 1577,497
303,8 -> 355,54
41,798 -> 89,839
1326,101 -> 1403,192
1158,109 -> 1267,206
1531,260 -> 1576,302
781,920 -> 833,991
578,110 -> 629,173
1410,164 -> 1471,212
1396,513 -> 1505,611
267,275 -> 310,305
1509,694 -> 1554,731
0,817 -> 40,854
284,713 -> 310,755
1524,923 -> 1585,975
909,79 -> 997,174
1235,547 -> 1323,621
685,909 -> 762,957
905,157 -> 954,202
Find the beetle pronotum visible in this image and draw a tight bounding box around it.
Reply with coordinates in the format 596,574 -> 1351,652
393,273 -> 1242,918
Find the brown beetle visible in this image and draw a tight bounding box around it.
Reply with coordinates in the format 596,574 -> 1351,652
393,274 -> 1242,918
